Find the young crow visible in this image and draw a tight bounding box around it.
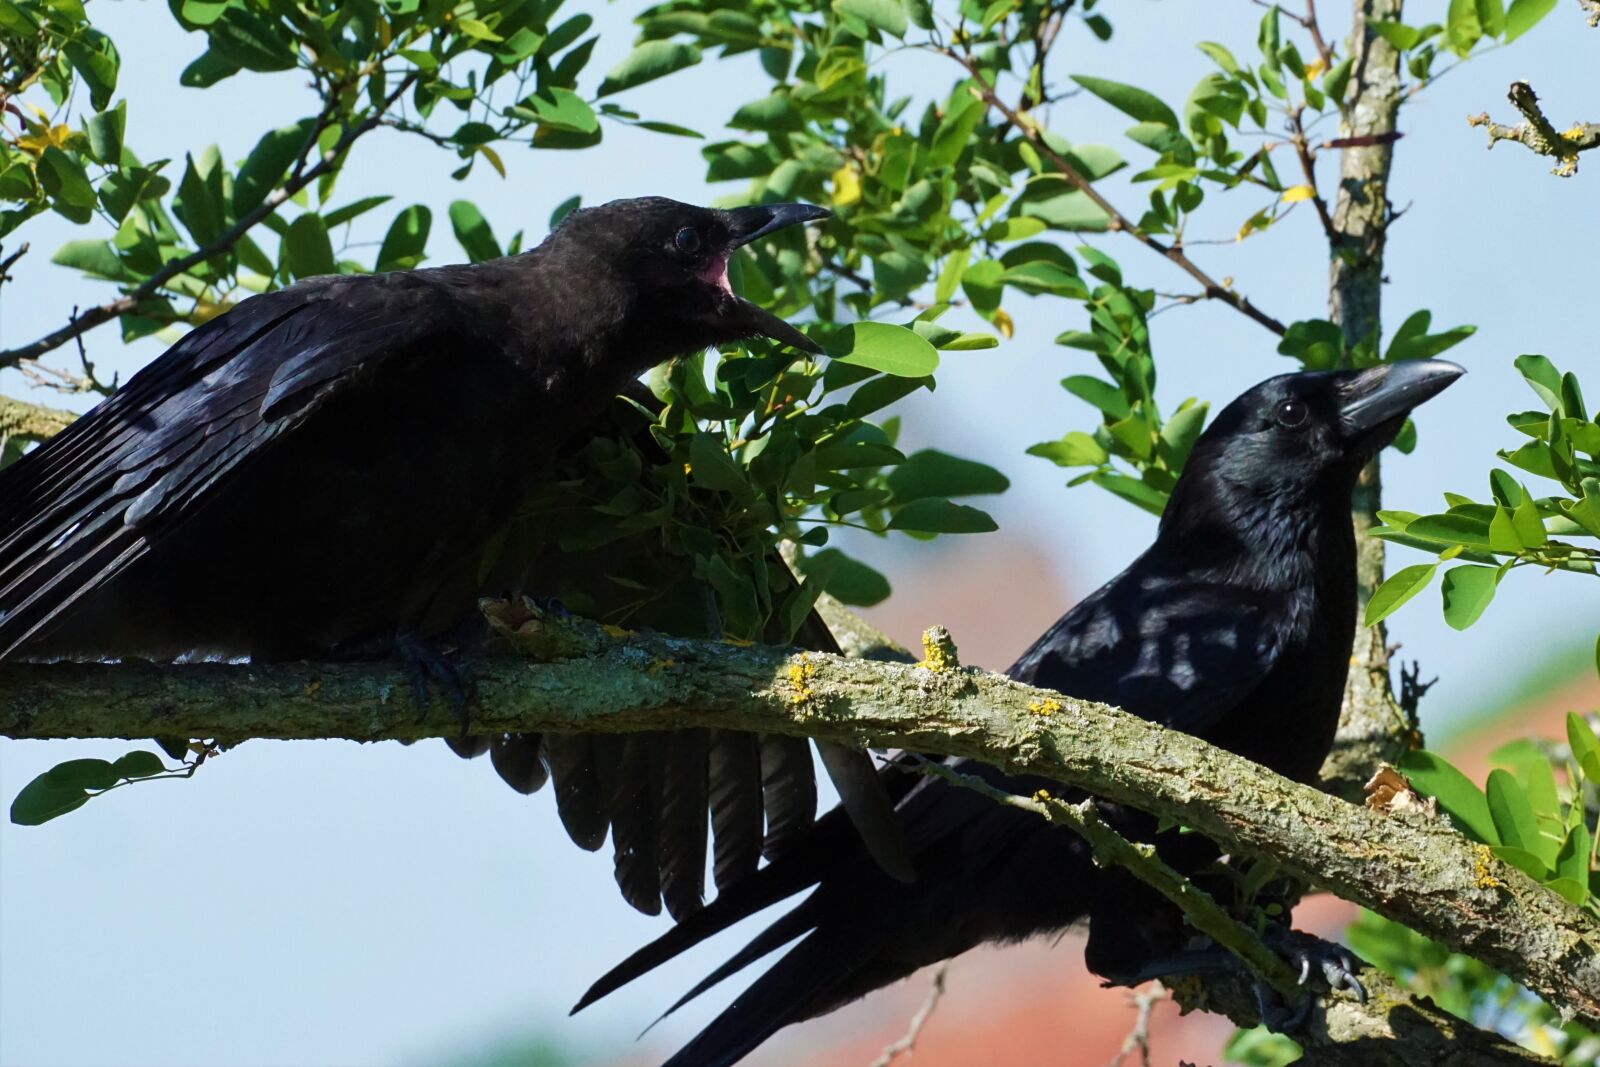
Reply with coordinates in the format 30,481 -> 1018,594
576,360 -> 1464,1067
0,195 -> 909,904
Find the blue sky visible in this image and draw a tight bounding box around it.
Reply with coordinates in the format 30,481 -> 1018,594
1,3 -> 1597,1065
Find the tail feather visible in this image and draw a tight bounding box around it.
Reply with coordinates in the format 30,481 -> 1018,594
571,809 -> 854,1014
658,930 -> 867,1067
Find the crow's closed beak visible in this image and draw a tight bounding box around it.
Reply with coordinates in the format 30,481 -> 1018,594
1340,359 -> 1465,436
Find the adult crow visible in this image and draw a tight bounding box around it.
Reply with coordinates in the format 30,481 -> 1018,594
0,195 -> 908,902
576,360 -> 1464,1067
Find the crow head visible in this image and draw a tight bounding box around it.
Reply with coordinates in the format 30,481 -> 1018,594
548,197 -> 830,359
1164,360 -> 1464,536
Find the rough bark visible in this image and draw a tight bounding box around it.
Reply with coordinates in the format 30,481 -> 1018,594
2,613 -> 1594,1050
1321,0 -> 1412,800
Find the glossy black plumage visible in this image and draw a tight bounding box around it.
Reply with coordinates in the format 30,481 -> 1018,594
0,195 -> 910,914
577,360 -> 1465,1067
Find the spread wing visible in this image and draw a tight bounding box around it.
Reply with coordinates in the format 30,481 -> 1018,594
0,273 -> 468,658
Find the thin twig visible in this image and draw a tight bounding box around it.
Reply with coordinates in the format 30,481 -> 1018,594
908,756 -> 1304,998
1107,983 -> 1167,1067
1288,107 -> 1338,240
1468,81 -> 1600,177
868,962 -> 950,1067
941,50 -> 1288,337
0,241 -> 28,288
1303,0 -> 1334,73
0,72 -> 420,372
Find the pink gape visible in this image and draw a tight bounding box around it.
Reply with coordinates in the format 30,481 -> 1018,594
700,252 -> 734,295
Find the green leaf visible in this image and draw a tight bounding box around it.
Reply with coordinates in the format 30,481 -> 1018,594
1510,496 -> 1546,547
233,119 -> 315,217
1515,354 -> 1563,411
448,200 -> 500,263
172,147 -> 227,244
803,548 -> 890,606
1070,75 -> 1179,127
729,92 -> 805,133
833,0 -> 907,37
1363,562 -> 1437,625
1556,822 -> 1591,898
1091,472 -> 1168,516
887,450 -> 1009,502
520,87 -> 599,134
1486,769 -> 1540,855
1027,432 -> 1108,468
41,758 -> 119,791
38,146 -> 96,213
1567,712 -> 1600,783
376,205 -> 431,272
1440,564 -> 1500,630
1397,749 -> 1496,843
282,213 -> 335,279
1447,0 -> 1484,51
1546,877 -> 1588,906
597,41 -> 701,97
52,238 -> 127,281
1368,19 -> 1422,49
10,774 -> 90,826
210,6 -> 297,72
550,196 -> 581,229
180,49 -> 240,88
832,322 -> 939,378
689,433 -> 747,492
1504,0 -> 1556,39
111,751 -> 167,779
323,195 -> 392,228
64,32 -> 119,111
84,100 -> 126,165
888,498 -> 998,534
1489,844 -> 1548,881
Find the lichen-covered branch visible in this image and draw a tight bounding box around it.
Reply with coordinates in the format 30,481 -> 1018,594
0,394 -> 76,444
3,611 -> 1597,1045
1469,82 -> 1600,177
1184,967 -> 1552,1065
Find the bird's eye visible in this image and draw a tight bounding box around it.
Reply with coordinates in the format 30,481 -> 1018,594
1274,398 -> 1309,429
674,227 -> 702,255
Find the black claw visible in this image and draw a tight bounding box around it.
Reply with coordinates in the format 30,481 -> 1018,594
1255,981 -> 1312,1033
396,632 -> 476,732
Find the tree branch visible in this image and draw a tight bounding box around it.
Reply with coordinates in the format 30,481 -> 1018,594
0,72 -> 419,373
940,49 -> 1289,338
0,394 -> 75,444
3,607 -> 1596,1050
1469,82 -> 1600,177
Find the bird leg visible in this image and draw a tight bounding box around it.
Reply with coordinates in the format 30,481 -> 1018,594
394,632 -> 476,733
1107,927 -> 1364,1034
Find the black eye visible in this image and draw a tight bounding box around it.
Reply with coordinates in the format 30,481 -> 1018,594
674,227 -> 701,254
1274,398 -> 1309,429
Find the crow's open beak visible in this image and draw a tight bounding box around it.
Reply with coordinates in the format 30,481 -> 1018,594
715,203 -> 831,355
726,202 -> 832,247
1340,359 -> 1465,438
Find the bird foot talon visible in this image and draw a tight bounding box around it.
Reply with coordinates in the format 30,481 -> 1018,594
396,633 -> 476,731
1262,927 -> 1366,1005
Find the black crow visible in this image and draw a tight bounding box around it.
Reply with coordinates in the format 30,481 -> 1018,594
0,195 -> 909,903
576,360 -> 1465,1066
